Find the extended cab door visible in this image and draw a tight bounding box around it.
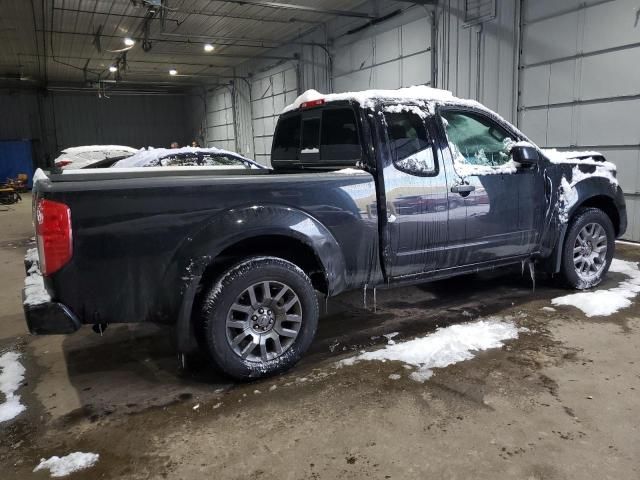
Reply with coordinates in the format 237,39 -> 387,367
379,106 -> 449,279
439,108 -> 545,265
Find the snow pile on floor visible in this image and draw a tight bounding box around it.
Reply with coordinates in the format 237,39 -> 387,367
34,452 -> 99,477
0,351 -> 26,423
338,318 -> 521,382
23,250 -> 51,306
551,259 -> 640,317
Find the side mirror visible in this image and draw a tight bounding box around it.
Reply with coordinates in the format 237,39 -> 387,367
512,145 -> 539,166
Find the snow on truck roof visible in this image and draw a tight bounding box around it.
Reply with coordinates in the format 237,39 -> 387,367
282,85 -> 485,114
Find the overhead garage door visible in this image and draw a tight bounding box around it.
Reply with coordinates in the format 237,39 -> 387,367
250,66 -> 298,165
518,0 -> 640,241
206,87 -> 235,152
333,17 -> 432,93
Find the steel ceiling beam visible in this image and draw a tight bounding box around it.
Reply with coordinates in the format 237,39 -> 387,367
52,5 -> 319,25
217,0 -> 376,18
36,28 -> 292,52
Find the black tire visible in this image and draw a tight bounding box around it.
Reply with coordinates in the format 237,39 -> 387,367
560,207 -> 615,290
200,256 -> 319,380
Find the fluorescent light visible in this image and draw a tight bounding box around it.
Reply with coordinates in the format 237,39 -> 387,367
124,37 -> 135,46
204,43 -> 214,52
109,66 -> 117,73
169,69 -> 178,76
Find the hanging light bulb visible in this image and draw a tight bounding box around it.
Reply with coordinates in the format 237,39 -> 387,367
204,44 -> 215,52
124,37 -> 135,46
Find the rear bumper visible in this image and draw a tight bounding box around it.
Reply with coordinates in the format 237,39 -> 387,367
22,297 -> 81,335
23,250 -> 81,335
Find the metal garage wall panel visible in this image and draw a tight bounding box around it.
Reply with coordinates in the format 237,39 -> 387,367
331,8 -> 431,93
402,52 -> 431,87
597,148 -> 640,194
401,19 -> 430,56
205,87 -> 235,151
375,29 -> 400,64
250,65 -> 298,165
374,60 -> 402,89
546,107 -> 574,147
522,13 -> 579,66
520,0 -> 640,241
576,100 -> 640,147
436,0 -> 518,121
519,109 -> 549,146
583,0 -> 640,52
520,64 -> 550,107
549,60 -> 577,104
580,47 -> 640,100
524,0 -> 581,21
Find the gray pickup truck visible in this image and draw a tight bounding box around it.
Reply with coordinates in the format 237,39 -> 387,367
24,86 -> 626,380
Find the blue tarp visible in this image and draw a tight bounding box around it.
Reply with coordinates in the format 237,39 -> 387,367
0,140 -> 34,188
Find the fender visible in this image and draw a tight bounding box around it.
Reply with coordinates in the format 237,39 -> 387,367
545,178 -> 625,273
167,204 -> 348,352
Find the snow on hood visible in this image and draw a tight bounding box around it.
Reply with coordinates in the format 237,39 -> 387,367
283,86 -> 482,114
61,145 -> 138,154
542,148 -> 617,170
112,146 -> 261,168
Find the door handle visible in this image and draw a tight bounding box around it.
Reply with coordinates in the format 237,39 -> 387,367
451,184 -> 475,194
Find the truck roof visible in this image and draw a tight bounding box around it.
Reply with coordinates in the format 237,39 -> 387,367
282,85 -> 486,115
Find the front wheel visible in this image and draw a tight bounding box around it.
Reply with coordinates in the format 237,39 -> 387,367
560,207 -> 615,289
199,257 -> 319,380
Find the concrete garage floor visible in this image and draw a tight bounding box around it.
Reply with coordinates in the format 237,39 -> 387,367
1,194 -> 639,479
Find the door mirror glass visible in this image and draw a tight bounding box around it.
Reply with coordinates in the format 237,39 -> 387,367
511,145 -> 539,166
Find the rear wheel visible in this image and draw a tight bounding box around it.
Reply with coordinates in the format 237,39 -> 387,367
200,257 -> 319,380
560,207 -> 614,289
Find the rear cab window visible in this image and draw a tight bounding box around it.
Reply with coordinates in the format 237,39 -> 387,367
271,105 -> 363,168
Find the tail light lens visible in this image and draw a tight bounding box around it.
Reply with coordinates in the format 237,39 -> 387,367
36,199 -> 73,276
301,99 -> 325,109
55,159 -> 72,168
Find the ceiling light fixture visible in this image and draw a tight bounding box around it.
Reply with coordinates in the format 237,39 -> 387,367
109,66 -> 117,73
169,69 -> 178,76
204,44 -> 215,52
124,37 -> 135,46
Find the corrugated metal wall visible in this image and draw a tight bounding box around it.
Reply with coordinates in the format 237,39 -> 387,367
205,86 -> 236,152
518,0 -> 640,241
250,65 -> 298,165
0,90 -> 190,162
331,12 -> 433,92
437,0 -> 519,122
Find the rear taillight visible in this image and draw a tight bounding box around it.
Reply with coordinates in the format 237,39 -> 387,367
55,159 -> 72,167
301,99 -> 325,109
36,199 -> 72,276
